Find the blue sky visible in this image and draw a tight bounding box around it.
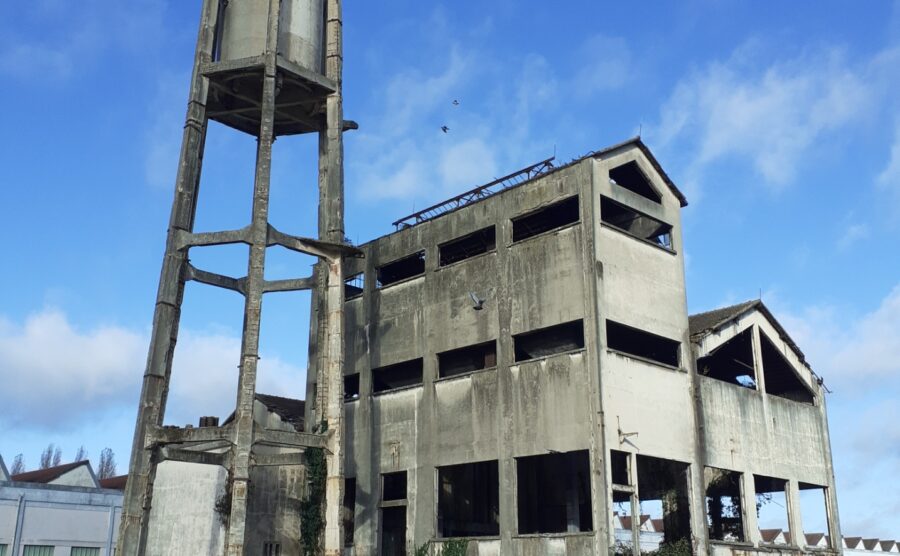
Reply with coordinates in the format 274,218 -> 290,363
1,0 -> 899,540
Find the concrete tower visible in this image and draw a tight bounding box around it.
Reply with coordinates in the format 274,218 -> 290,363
117,1 -> 354,554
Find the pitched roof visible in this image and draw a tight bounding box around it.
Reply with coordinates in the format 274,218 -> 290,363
651,518 -> 665,532
805,533 -> 826,546
761,529 -> 784,543
863,539 -> 881,550
255,393 -> 306,431
689,299 -> 808,364
595,136 -> 688,207
0,455 -> 8,481
845,537 -> 863,549
11,460 -> 89,484
99,474 -> 128,490
880,540 -> 896,551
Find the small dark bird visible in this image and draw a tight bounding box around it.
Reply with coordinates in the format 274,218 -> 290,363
452,99 -> 460,106
441,125 -> 450,133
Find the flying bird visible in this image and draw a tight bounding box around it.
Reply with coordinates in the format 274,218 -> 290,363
452,99 -> 460,106
441,125 -> 450,133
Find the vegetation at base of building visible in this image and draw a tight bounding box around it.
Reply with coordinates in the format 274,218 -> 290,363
300,446 -> 326,556
442,539 -> 469,556
415,542 -> 431,556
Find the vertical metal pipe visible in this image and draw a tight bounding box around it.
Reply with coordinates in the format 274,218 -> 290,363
319,1 -> 346,554
224,0 -> 280,554
117,0 -> 217,553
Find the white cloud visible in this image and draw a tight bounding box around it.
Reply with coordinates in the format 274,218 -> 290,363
836,223 -> 870,251
654,45 -> 872,189
0,308 -> 304,430
877,119 -> 900,214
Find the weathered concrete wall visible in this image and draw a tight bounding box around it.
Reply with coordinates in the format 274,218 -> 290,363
146,461 -> 227,556
49,465 -> 98,488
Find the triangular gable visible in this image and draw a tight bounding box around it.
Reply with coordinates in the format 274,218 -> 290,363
11,460 -> 99,488
0,454 -> 8,481
594,137 -> 688,207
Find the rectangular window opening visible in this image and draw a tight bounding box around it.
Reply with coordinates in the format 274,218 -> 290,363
601,196 -> 673,249
512,196 -> 579,242
755,475 -> 790,545
344,477 -> 357,546
609,161 -> 662,203
799,483 -> 831,548
760,332 -> 815,404
517,450 -> 592,534
23,548 -> 55,556
636,455 -> 692,548
705,467 -> 745,542
438,340 -> 497,378
514,320 -> 584,362
376,251 -> 425,288
381,506 -> 407,556
611,450 -> 630,487
344,373 -> 360,401
439,226 -> 496,266
697,328 -> 757,389
344,273 -> 364,299
262,542 -> 281,556
70,550 -> 101,556
606,320 -> 680,367
437,460 -> 500,538
612,489 -> 637,553
372,358 -> 423,393
382,471 -> 407,502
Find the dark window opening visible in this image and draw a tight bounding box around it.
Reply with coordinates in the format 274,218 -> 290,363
438,341 -> 497,378
437,460 -> 500,537
697,329 -> 757,389
439,227 -> 496,266
344,373 -> 360,401
372,359 -> 423,393
514,320 -> 585,362
517,450 -> 593,534
601,196 -> 673,249
345,273 -> 364,299
343,478 -> 356,546
760,332 -> 815,404
705,467 -> 745,542
382,471 -> 407,502
512,196 -> 579,242
609,161 -> 662,203
263,542 -> 281,556
636,455 -> 692,547
755,475 -> 789,544
376,251 -> 425,288
799,483 -> 831,548
611,450 -> 630,487
381,506 -> 407,556
606,320 -> 680,367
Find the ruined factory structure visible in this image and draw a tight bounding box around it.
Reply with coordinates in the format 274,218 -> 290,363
307,137 -> 843,555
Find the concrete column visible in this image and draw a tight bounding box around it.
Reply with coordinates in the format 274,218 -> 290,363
117,1 -> 217,553
787,480 -> 803,548
742,473 -> 761,546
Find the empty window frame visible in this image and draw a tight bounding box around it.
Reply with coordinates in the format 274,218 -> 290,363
438,340 -> 497,378
759,332 -> 815,404
606,320 -> 680,368
70,550 -> 100,556
636,455 -> 692,547
799,483 -> 831,548
376,251 -> 425,288
439,226 -> 496,266
344,477 -> 357,546
514,320 -> 585,362
517,450 -> 593,534
755,475 -> 789,544
511,196 -> 579,242
437,460 -> 500,537
609,161 -> 662,203
345,273 -> 364,299
697,328 -> 757,389
262,542 -> 281,556
344,373 -> 360,401
372,358 -> 423,393
382,471 -> 407,502
601,196 -> 673,249
610,450 -> 637,551
705,467 -> 745,542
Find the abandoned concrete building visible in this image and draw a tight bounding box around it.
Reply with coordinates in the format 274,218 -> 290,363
301,137 -> 843,555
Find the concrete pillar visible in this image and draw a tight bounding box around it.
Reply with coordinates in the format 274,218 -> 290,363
787,480 -> 803,548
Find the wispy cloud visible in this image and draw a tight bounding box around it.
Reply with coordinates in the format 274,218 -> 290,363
836,222 -> 870,251
0,308 -> 304,430
878,118 -> 900,217
653,44 -> 874,195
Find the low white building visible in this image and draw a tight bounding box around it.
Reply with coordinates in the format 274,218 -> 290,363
0,459 -> 122,556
